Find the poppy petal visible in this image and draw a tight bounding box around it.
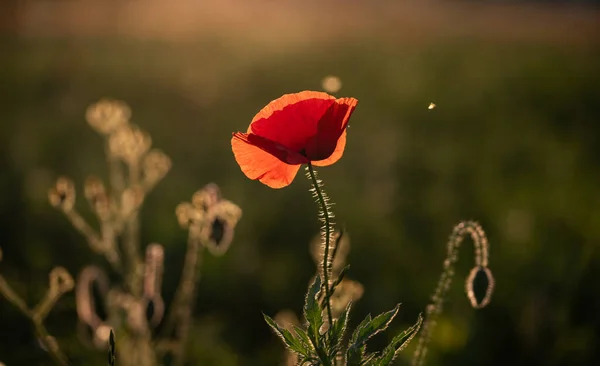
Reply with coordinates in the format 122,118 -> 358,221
231,134 -> 301,188
233,132 -> 309,165
311,129 -> 347,167
304,97 -> 358,161
249,91 -> 336,152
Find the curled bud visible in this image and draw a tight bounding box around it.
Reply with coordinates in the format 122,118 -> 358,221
48,177 -> 76,211
142,149 -> 172,186
191,183 -> 221,211
108,125 -> 152,165
200,201 -> 241,256
466,265 -> 495,309
213,200 -> 242,225
86,99 -> 131,135
201,214 -> 233,256
76,266 -> 109,328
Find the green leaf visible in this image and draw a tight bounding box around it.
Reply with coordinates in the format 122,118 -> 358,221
374,313 -> 424,366
346,304 -> 401,366
292,325 -> 313,351
360,353 -> 377,365
328,301 -> 352,359
346,344 -> 366,366
263,313 -> 312,357
304,275 -> 324,342
351,304 -> 400,348
349,314 -> 372,346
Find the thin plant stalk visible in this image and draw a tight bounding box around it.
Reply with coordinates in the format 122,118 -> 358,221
125,162 -> 143,297
160,226 -> 205,365
411,221 -> 494,366
306,162 -> 334,328
0,274 -> 69,366
105,142 -> 126,196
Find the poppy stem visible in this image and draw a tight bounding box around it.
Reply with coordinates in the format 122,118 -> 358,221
306,163 -> 334,329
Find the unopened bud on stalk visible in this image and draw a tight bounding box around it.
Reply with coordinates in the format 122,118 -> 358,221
48,177 -> 76,211
86,99 -> 131,135
108,125 -> 152,165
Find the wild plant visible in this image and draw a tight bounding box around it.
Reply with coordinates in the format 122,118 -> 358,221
0,99 -> 242,366
231,91 -> 495,366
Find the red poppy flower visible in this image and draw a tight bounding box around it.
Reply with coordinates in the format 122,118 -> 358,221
231,91 -> 358,188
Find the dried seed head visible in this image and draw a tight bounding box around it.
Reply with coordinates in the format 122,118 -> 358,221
175,202 -> 194,228
175,202 -> 204,228
84,176 -> 111,219
121,186 -> 145,218
108,125 -> 152,164
200,199 -> 242,255
213,200 -> 242,225
330,279 -> 364,317
49,266 -> 75,294
191,183 -> 221,211
48,177 -> 76,211
142,149 -> 172,185
86,99 -> 131,135
201,214 -> 234,256
84,176 -> 105,199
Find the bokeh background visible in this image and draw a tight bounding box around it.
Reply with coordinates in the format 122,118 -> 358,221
1,0 -> 599,365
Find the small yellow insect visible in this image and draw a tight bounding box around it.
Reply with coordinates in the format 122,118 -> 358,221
428,102 -> 436,110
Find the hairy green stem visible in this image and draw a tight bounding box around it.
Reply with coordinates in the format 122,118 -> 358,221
306,163 -> 334,329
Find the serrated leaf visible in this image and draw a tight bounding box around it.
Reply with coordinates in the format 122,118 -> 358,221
347,344 -> 366,366
349,314 -> 372,346
303,275 -> 324,341
328,301 -> 352,359
264,313 -> 312,357
292,325 -> 313,350
360,353 -> 377,365
329,301 -> 351,346
351,304 -> 400,349
374,313 -> 424,366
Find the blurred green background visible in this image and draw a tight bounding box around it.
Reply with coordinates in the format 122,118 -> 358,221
1,0 -> 599,365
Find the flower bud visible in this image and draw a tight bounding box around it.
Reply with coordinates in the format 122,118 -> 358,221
48,176 -> 76,211
108,125 -> 152,165
86,99 -> 131,135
